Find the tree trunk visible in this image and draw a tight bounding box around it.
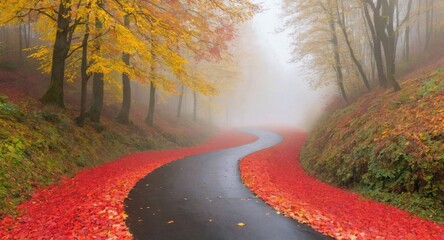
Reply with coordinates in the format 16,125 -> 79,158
363,3 -> 388,88
336,1 -> 371,91
2,27 -> 8,51
41,0 -> 72,108
177,85 -> 184,118
364,0 -> 400,91
403,0 -> 413,62
87,12 -> 104,123
87,72 -> 104,123
77,24 -> 90,127
338,80 -> 348,103
327,11 -> 348,103
25,16 -> 31,48
145,82 -> 155,126
380,0 -> 401,91
193,91 -> 197,121
116,15 -> 131,124
417,1 -> 422,47
18,24 -> 23,63
146,46 -> 156,126
429,0 -> 435,43
370,54 -> 375,83
404,25 -> 410,62
425,0 -> 432,50
374,41 -> 388,88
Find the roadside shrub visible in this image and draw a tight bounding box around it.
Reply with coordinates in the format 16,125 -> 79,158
301,69 -> 444,222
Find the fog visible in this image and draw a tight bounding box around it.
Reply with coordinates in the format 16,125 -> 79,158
219,0 -> 334,130
0,0 -> 335,131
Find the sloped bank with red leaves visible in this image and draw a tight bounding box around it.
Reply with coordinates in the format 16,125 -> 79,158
240,129 -> 443,239
240,65 -> 444,239
0,131 -> 256,239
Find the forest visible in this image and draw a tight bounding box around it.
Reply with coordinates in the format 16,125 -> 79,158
0,0 -> 443,239
0,0 -> 258,126
283,0 -> 444,226
283,0 -> 443,101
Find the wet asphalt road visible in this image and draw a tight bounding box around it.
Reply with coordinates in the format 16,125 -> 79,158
124,129 -> 328,240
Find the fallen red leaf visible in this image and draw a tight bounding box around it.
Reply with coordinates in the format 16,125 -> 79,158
239,129 -> 444,239
0,131 -> 256,239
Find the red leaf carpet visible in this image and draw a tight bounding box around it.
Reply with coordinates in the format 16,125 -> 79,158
0,131 -> 256,239
240,129 -> 444,239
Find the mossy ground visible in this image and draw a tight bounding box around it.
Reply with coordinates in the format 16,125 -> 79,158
0,93 -> 213,218
301,66 -> 444,223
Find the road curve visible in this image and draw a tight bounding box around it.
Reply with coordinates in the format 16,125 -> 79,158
124,128 -> 328,240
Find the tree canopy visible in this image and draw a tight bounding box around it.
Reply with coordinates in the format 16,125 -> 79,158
0,0 -> 259,122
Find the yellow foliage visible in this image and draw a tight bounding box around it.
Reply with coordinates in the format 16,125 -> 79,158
0,0 -> 259,98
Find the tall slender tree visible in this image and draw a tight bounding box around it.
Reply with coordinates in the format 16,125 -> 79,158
146,49 -> 156,126
324,3 -> 348,102
116,14 -> 132,124
87,5 -> 105,123
193,91 -> 198,121
77,22 -> 91,126
177,85 -> 185,118
403,0 -> 413,62
363,1 -> 388,88
336,0 -> 371,91
146,82 -> 156,126
40,0 -> 75,107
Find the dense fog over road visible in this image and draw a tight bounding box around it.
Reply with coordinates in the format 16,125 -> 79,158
221,0 -> 333,129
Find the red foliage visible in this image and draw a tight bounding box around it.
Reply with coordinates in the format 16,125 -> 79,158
0,131 -> 256,239
240,129 -> 444,240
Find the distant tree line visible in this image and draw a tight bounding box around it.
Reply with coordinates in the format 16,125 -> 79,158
283,0 -> 444,102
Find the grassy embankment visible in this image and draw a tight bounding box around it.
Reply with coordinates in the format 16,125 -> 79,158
301,66 -> 444,223
0,72 -> 213,218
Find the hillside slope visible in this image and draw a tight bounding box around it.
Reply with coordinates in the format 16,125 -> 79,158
0,69 -> 214,218
301,60 -> 444,223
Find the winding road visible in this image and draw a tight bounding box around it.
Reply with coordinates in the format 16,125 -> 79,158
125,129 -> 328,240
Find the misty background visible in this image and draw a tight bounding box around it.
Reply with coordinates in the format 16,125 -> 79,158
0,0 -> 334,130
216,0 -> 333,129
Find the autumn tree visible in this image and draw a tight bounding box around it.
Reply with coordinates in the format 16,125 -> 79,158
77,13 -> 91,126
283,0 -> 444,100
177,85 -> 185,118
363,0 -> 401,91
0,0 -> 259,127
86,2 -> 105,123
138,0 -> 258,126
402,0 -> 413,62
116,15 -> 131,124
335,0 -> 371,91
0,0 -> 82,107
145,50 -> 157,127
282,1 -> 354,102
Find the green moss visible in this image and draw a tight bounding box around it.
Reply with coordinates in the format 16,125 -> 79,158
418,70 -> 444,97
0,95 -> 210,218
